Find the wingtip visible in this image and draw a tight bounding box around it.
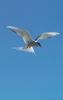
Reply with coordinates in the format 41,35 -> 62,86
55,32 -> 60,35
48,32 -> 60,36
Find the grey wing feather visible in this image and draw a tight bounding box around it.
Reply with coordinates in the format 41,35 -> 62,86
35,32 -> 60,41
7,26 -> 32,44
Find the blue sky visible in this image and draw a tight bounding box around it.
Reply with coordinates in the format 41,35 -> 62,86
0,0 -> 63,100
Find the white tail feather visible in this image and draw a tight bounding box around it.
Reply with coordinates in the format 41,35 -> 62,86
12,47 -> 35,54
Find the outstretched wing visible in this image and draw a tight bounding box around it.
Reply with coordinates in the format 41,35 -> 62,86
35,32 -> 60,41
7,26 -> 32,44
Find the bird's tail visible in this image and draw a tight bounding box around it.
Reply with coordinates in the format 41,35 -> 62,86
12,47 -> 35,54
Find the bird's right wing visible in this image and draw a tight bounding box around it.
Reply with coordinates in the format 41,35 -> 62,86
35,32 -> 60,41
7,26 -> 32,44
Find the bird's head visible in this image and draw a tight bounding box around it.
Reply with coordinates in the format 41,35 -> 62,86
37,42 -> 42,47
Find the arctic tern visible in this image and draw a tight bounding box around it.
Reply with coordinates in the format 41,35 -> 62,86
7,26 -> 60,54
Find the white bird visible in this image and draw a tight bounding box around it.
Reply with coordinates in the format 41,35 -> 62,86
7,26 -> 60,54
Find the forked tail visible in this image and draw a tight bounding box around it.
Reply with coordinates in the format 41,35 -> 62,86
12,47 -> 35,54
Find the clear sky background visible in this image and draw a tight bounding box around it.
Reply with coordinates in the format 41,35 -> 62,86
0,0 -> 63,100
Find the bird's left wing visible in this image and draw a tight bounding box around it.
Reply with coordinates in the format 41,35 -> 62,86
35,32 -> 60,41
7,26 -> 32,44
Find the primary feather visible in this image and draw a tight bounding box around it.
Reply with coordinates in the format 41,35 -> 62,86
7,26 -> 32,44
35,32 -> 60,41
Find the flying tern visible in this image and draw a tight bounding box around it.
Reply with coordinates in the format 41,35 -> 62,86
7,26 -> 60,54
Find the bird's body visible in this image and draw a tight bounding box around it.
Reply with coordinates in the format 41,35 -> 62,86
7,26 -> 60,54
27,40 -> 41,48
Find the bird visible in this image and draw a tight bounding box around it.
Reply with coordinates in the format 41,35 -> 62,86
7,26 -> 60,54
